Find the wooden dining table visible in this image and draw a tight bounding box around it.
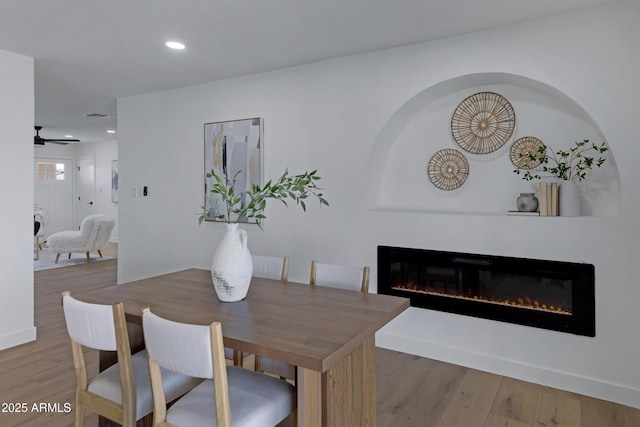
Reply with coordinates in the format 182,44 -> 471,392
77,268 -> 409,427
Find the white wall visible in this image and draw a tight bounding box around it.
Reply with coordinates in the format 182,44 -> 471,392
36,140 -> 119,241
117,1 -> 640,407
0,49 -> 36,349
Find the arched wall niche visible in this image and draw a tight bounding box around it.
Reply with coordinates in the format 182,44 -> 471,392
367,72 -> 620,216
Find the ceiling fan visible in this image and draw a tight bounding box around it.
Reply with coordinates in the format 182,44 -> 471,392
34,126 -> 80,145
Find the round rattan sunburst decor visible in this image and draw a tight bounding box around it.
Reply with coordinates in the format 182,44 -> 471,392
427,149 -> 469,191
451,91 -> 516,154
510,136 -> 546,169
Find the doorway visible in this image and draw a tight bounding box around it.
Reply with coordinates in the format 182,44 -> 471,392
76,155 -> 96,227
34,158 -> 73,239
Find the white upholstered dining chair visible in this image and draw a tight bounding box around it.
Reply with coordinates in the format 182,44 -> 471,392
256,260 -> 370,381
226,255 -> 289,366
142,307 -> 296,427
61,292 -> 197,427
252,254 -> 289,281
310,260 -> 370,292
244,255 -> 290,372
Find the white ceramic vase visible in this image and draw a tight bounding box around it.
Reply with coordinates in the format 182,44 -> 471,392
211,223 -> 253,302
559,180 -> 580,216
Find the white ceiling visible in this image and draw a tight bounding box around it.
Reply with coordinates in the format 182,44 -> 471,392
0,0 -> 615,143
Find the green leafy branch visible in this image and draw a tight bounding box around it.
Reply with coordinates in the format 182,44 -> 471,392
514,139 -> 608,182
199,169 -> 329,227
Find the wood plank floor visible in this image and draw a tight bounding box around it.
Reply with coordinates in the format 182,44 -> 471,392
1,246 -> 638,427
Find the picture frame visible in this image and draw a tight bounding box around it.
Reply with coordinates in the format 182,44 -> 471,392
111,160 -> 119,203
204,117 -> 263,223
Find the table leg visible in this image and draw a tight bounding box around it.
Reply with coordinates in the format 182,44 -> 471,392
296,336 -> 376,427
297,367 -> 322,427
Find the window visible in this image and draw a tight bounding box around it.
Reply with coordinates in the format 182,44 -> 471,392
36,162 -> 65,181
55,163 -> 65,180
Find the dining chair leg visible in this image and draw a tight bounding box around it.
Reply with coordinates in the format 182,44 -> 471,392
86,252 -> 91,262
73,396 -> 84,427
68,253 -> 72,259
233,349 -> 242,367
98,249 -> 103,258
55,253 -> 60,263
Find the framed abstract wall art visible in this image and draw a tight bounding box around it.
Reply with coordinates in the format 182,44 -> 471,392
204,117 -> 263,223
111,160 -> 119,203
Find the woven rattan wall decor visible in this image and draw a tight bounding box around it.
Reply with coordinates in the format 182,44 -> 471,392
427,149 -> 470,190
451,91 -> 516,154
510,136 -> 546,169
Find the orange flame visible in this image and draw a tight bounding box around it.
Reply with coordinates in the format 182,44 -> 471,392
392,283 -> 570,315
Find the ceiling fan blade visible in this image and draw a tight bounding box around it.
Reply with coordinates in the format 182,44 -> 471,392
33,126 -> 80,144
44,138 -> 80,142
43,138 -> 80,144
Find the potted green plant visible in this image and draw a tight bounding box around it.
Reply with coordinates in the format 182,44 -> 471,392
201,168 -> 329,302
513,139 -> 607,182
513,139 -> 608,216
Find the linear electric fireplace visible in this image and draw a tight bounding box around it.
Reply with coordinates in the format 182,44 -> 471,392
378,246 -> 595,336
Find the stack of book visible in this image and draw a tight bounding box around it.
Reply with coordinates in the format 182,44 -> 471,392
538,181 -> 558,216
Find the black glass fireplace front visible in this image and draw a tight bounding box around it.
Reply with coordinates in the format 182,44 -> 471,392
378,246 -> 595,336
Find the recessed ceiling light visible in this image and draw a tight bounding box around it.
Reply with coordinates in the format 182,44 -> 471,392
64,135 -> 74,138
165,41 -> 185,50
107,130 -> 116,134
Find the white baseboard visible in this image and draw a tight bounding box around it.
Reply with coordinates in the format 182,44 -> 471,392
376,331 -> 640,410
0,326 -> 37,350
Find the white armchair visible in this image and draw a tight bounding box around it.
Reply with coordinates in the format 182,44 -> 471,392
92,217 -> 115,257
47,214 -> 114,263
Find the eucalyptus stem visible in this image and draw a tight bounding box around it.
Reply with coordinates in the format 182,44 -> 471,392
199,169 -> 329,226
513,139 -> 607,182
